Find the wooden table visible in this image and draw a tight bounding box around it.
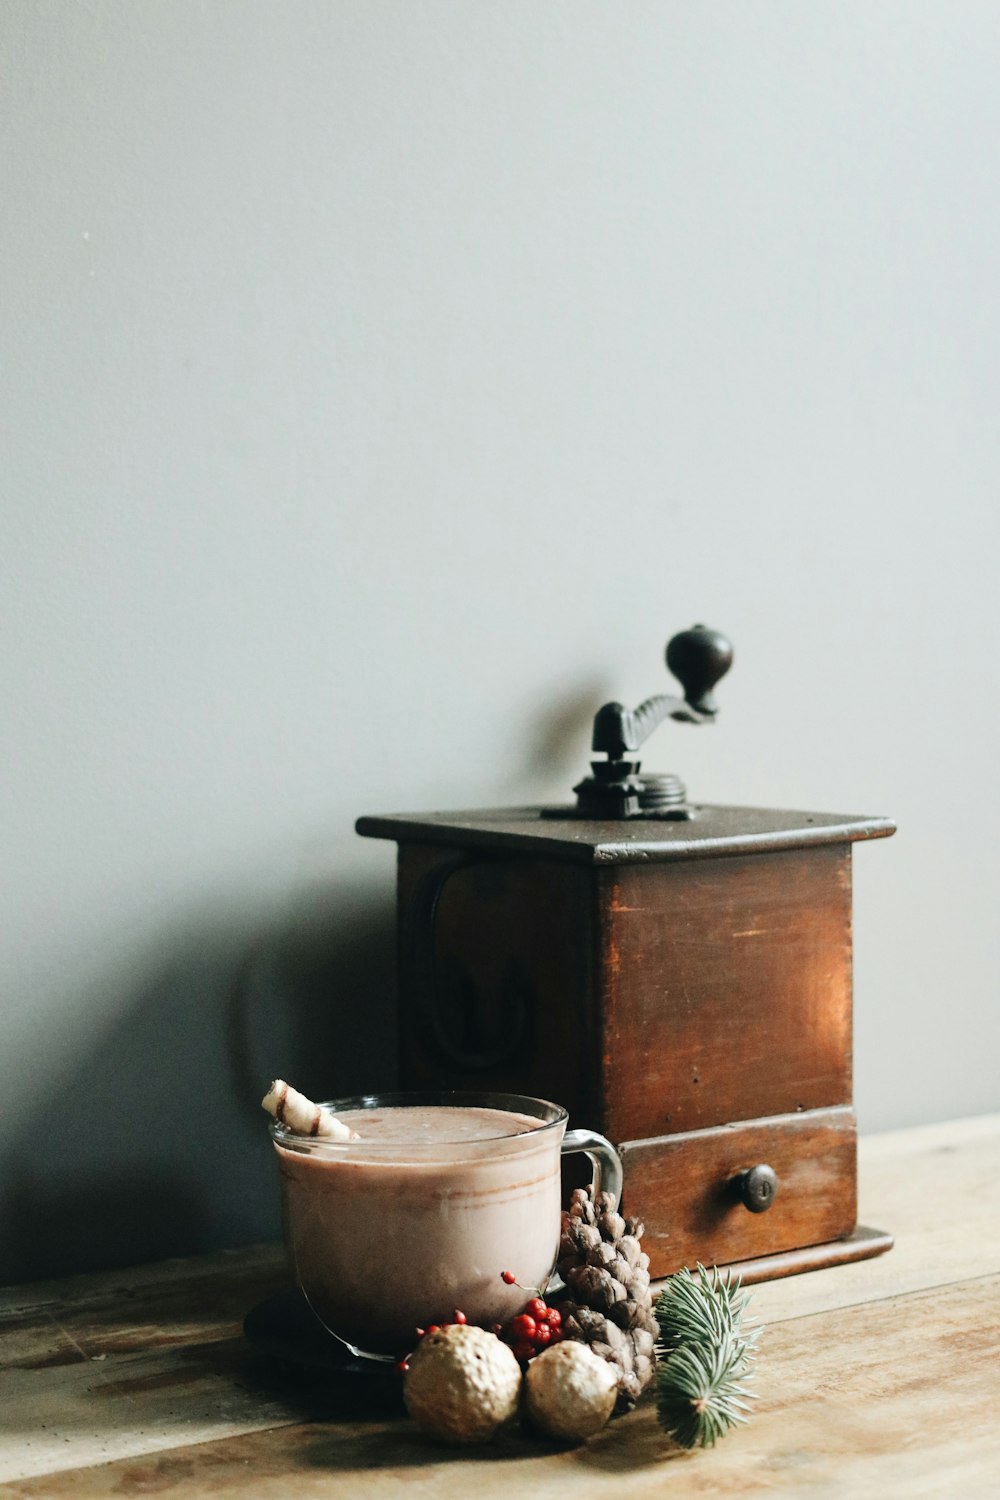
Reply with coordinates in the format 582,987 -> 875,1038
2,1115 -> 999,1498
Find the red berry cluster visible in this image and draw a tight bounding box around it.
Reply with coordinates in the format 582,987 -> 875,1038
396,1309 -> 469,1373
493,1273 -> 563,1366
417,1309 -> 468,1338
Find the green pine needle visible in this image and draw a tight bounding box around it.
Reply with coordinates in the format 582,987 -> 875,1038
656,1337 -> 756,1449
654,1264 -> 761,1449
655,1263 -> 761,1360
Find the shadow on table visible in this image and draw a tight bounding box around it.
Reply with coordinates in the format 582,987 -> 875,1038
295,1403 -> 692,1473
299,1424 -> 546,1471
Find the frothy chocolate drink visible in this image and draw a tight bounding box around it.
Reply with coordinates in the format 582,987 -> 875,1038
276,1104 -> 564,1356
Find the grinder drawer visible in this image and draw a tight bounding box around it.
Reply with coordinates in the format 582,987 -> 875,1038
619,1105 -> 857,1278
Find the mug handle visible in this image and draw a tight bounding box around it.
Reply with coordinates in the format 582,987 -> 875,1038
561,1128 -> 623,1211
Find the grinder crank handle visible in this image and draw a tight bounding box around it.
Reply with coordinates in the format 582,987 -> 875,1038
592,625 -> 734,757
665,624 -> 734,717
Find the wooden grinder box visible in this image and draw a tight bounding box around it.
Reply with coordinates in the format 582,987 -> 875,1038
358,630 -> 896,1282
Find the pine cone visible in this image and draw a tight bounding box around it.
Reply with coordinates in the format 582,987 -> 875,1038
557,1187 -> 658,1412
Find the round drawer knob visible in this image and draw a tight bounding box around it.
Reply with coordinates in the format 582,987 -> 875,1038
738,1164 -> 778,1213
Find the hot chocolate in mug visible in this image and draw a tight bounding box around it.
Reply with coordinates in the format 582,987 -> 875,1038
270,1090 -> 622,1360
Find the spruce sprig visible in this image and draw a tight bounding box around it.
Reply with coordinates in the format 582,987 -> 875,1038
654,1264 -> 761,1449
655,1339 -> 756,1448
656,1264 -> 761,1358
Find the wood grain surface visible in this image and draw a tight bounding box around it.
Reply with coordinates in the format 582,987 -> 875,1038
2,1116 -> 999,1498
620,1106 -> 857,1275
396,843 -> 600,1115
599,847 -> 854,1141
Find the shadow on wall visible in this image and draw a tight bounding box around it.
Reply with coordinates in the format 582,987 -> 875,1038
0,681 -> 604,1286
0,877 -> 397,1285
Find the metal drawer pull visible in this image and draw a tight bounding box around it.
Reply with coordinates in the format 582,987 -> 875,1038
737,1163 -> 778,1213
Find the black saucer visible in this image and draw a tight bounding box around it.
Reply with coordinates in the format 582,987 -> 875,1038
244,1287 -> 403,1386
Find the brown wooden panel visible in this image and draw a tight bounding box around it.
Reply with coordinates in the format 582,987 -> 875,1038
711,1224 -> 893,1285
2,1119 -> 997,1496
0,1246 -> 288,1372
7,1274 -> 999,1498
620,1106 -> 857,1277
395,845 -> 600,1122
357,803 -> 896,863
599,845 -> 853,1139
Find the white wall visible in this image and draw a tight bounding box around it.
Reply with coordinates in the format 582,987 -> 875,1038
3,0 -> 998,1282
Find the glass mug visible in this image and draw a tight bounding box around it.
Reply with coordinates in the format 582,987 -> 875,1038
270,1090 -> 622,1360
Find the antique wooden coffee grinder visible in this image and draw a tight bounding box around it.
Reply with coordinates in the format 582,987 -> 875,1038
357,627 -> 896,1282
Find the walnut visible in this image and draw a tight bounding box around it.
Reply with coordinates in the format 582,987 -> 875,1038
403,1325 -> 522,1444
523,1341 -> 618,1442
